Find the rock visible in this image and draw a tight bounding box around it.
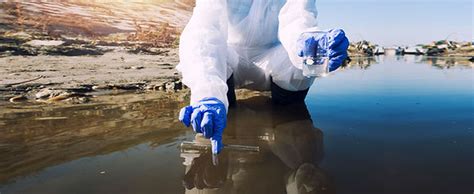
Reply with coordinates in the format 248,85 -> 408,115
9,95 -> 28,102
145,85 -> 153,90
65,96 -> 90,104
145,84 -> 156,90
164,80 -> 183,91
109,83 -> 145,90
46,92 -> 74,102
174,81 -> 183,90
35,88 -> 66,99
25,40 -> 65,47
92,85 -> 112,90
131,66 -> 144,70
165,81 -> 175,91
78,97 -> 90,103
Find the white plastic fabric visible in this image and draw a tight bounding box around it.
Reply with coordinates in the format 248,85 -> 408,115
177,0 -> 320,110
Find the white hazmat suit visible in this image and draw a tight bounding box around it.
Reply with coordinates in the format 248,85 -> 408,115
177,0 -> 320,110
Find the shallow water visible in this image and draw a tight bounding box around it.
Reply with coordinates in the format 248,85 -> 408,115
0,56 -> 473,194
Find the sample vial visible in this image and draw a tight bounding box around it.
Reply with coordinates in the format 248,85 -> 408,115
301,31 -> 329,77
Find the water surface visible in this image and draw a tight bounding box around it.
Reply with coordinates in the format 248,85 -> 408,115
0,56 -> 473,194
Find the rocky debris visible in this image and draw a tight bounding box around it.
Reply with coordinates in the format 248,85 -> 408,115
0,42 -> 108,57
3,79 -> 188,103
165,81 -> 177,91
148,79 -> 184,92
35,88 -> 68,99
66,96 -> 90,104
145,82 -> 167,91
402,41 -> 473,57
425,47 -> 445,56
164,80 -> 183,92
90,79 -> 183,93
348,41 -> 377,57
32,87 -> 93,103
13,79 -> 186,103
126,46 -> 167,55
347,40 -> 473,58
437,41 -> 473,57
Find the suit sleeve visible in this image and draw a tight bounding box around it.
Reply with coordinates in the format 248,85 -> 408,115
278,0 -> 320,69
176,0 -> 230,110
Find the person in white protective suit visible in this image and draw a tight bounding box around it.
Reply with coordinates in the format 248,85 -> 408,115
178,0 -> 349,154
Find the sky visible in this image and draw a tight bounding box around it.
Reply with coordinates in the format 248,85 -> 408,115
316,0 -> 472,46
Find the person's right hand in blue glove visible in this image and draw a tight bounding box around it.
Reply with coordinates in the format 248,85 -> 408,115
179,97 -> 227,154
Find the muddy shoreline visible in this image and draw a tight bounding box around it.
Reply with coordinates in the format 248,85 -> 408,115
0,46 -> 188,103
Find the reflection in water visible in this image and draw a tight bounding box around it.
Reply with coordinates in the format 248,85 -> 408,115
380,54 -> 473,69
181,97 -> 333,194
0,96 -> 186,185
420,57 -> 473,69
348,55 -> 474,71
345,57 -> 376,70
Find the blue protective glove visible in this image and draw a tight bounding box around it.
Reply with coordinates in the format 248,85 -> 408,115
179,97 -> 226,154
298,29 -> 349,72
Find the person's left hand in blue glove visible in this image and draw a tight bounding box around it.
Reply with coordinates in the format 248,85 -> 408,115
298,29 -> 349,72
179,97 -> 227,154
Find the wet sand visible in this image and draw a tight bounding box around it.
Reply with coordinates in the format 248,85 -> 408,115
0,48 -> 187,103
0,48 -> 180,85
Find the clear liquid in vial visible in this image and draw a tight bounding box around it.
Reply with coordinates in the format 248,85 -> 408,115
301,31 -> 329,77
302,56 -> 329,77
